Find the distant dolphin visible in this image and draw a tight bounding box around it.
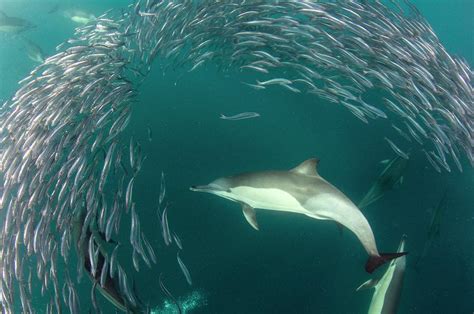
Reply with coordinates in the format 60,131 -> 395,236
72,210 -> 139,313
357,235 -> 407,314
415,190 -> 447,269
358,155 -> 408,209
61,9 -> 96,25
21,37 -> 45,63
0,11 -> 34,34
190,158 -> 407,273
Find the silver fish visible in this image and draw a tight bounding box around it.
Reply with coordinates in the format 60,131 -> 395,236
177,252 -> 193,286
161,204 -> 171,246
159,171 -> 166,206
172,232 -> 183,250
385,137 -> 410,160
219,112 -> 260,120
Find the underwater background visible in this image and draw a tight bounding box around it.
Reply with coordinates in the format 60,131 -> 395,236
0,0 -> 473,313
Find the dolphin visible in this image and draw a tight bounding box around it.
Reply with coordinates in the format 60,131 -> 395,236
61,9 -> 96,25
415,190 -> 447,269
0,11 -> 34,34
71,209 -> 140,313
21,37 -> 45,63
358,155 -> 408,209
425,190 -> 447,240
357,235 -> 407,314
190,158 -> 407,273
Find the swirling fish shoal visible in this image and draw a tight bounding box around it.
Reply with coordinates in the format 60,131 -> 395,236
0,0 -> 472,312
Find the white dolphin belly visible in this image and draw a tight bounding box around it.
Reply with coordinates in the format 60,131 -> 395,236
71,16 -> 93,24
229,186 -> 308,214
360,236 -> 406,313
0,25 -> 21,33
370,270 -> 396,314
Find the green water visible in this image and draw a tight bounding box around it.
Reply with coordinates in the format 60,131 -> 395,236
0,1 -> 473,313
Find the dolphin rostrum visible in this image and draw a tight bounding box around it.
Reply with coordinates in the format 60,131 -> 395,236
190,158 -> 407,273
357,235 -> 407,314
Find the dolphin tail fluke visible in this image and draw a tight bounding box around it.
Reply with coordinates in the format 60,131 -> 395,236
365,252 -> 408,273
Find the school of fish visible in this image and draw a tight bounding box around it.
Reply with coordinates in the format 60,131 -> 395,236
0,0 -> 472,313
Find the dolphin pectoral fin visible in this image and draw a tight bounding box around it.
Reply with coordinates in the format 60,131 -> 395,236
365,252 -> 408,273
242,203 -> 259,231
356,278 -> 379,291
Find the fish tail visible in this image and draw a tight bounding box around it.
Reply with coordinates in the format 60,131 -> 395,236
365,252 -> 408,273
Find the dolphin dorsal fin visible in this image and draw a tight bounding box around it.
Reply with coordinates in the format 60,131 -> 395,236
291,158 -> 320,176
